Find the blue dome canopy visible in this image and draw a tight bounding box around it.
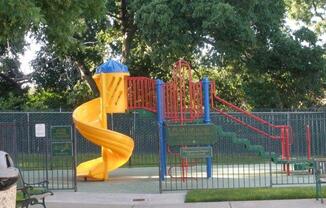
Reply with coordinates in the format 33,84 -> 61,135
96,60 -> 129,74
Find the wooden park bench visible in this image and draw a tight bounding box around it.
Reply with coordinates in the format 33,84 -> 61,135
314,158 -> 326,203
16,169 -> 53,208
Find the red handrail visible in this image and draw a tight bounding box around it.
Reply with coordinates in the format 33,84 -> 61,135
214,95 -> 279,128
212,95 -> 286,139
214,108 -> 281,140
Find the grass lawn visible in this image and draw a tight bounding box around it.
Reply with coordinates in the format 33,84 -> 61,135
185,187 -> 326,202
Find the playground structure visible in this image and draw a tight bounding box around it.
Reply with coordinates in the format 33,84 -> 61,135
73,59 -> 313,181
73,62 -> 134,180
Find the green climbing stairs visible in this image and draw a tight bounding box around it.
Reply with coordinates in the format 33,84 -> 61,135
215,125 -> 313,170
215,125 -> 278,162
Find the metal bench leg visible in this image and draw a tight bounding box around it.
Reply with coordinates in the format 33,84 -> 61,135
319,183 -> 322,201
317,182 -> 323,203
42,198 -> 47,208
321,187 -> 324,204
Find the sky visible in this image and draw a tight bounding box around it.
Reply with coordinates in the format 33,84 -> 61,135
18,34 -> 42,74
18,19 -> 325,75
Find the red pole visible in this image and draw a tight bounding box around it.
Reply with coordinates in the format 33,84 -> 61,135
281,127 -> 285,160
285,127 -> 290,161
280,127 -> 285,171
174,84 -> 177,120
306,125 -> 311,160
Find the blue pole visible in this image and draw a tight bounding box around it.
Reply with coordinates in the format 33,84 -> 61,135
203,77 -> 212,178
156,79 -> 166,180
203,77 -> 211,124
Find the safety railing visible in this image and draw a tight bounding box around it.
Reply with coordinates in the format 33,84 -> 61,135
126,77 -> 157,112
164,83 -> 178,121
164,81 -> 203,123
189,82 -> 203,121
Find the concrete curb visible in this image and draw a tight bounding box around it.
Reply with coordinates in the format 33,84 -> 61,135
46,192 -> 326,208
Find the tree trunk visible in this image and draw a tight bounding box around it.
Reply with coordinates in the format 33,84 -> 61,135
75,61 -> 99,96
121,30 -> 131,64
120,0 -> 136,64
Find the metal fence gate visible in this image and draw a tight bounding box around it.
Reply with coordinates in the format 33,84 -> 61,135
0,121 -> 76,190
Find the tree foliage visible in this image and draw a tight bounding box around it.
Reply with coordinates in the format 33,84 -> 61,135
0,0 -> 325,110
286,0 -> 326,34
0,0 -> 107,108
31,46 -> 80,93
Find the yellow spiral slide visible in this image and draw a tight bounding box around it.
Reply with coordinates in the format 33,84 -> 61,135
73,67 -> 134,180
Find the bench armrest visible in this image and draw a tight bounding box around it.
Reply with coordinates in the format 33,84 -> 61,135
24,180 -> 49,188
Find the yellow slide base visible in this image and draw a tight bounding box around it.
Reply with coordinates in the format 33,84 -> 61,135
77,157 -> 106,181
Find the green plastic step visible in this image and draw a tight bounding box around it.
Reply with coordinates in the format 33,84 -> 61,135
221,131 -> 237,139
233,138 -> 251,146
261,151 -> 277,160
247,145 -> 265,152
247,145 -> 265,154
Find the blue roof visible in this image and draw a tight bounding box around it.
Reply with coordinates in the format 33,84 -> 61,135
96,60 -> 129,74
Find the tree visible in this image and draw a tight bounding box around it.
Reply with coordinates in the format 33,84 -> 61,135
1,0 -> 325,110
31,45 -> 95,109
131,0 -> 285,67
0,0 -> 41,99
246,27 -> 326,108
0,0 -> 108,97
31,46 -> 80,93
286,0 -> 326,35
0,57 -> 29,96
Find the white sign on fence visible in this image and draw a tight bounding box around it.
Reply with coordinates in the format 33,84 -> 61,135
35,123 -> 46,137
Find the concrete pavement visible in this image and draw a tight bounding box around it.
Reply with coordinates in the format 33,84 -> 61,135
44,191 -> 326,208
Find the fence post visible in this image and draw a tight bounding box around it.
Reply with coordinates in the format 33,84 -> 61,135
27,112 -> 31,154
269,137 -> 273,187
285,127 -> 290,175
129,112 -> 137,167
203,77 -> 212,178
156,79 -> 166,180
45,124 -> 49,189
73,126 -> 78,192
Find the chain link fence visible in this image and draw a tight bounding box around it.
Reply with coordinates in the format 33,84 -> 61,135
0,110 -> 326,191
0,120 -> 76,190
0,111 -> 158,191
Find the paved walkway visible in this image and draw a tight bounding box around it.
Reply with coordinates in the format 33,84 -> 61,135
45,191 -> 326,208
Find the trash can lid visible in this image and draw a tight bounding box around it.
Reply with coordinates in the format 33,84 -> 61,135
0,167 -> 19,178
0,151 -> 18,178
0,151 -> 14,169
